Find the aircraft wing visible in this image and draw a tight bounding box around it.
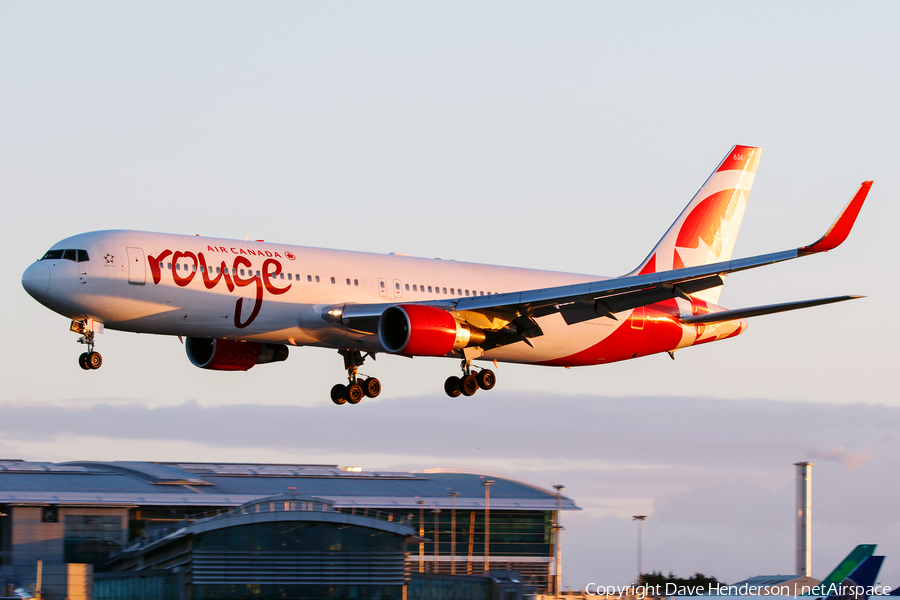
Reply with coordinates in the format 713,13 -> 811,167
453,181 -> 871,324
329,182 -> 871,345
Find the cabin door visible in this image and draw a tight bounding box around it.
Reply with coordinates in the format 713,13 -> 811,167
126,247 -> 146,285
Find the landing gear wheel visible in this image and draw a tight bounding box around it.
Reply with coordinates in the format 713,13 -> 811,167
476,369 -> 496,390
444,376 -> 461,398
346,383 -> 364,404
330,384 -> 348,405
88,352 -> 103,370
362,377 -> 381,398
460,374 -> 479,396
78,353 -> 91,370
336,349 -> 381,403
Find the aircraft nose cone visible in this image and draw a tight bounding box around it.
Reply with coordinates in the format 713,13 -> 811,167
22,262 -> 50,300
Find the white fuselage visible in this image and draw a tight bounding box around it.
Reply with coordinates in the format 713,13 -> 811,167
22,230 -> 744,367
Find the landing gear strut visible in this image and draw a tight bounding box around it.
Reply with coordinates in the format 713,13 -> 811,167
72,320 -> 102,370
331,349 -> 380,406
444,359 -> 495,398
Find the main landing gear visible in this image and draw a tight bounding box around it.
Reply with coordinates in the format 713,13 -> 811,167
330,349 -> 381,406
72,320 -> 102,370
444,359 -> 495,398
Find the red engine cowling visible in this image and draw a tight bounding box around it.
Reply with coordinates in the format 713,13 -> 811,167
185,338 -> 289,371
378,305 -> 485,356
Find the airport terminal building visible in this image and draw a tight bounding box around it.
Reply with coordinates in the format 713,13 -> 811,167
0,460 -> 577,599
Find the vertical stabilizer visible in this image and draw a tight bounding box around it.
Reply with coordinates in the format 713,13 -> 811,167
629,145 -> 761,303
826,556 -> 884,600
806,545 -> 877,596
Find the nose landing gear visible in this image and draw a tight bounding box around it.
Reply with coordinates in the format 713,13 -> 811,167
72,320 -> 102,370
331,349 -> 381,406
444,359 -> 495,397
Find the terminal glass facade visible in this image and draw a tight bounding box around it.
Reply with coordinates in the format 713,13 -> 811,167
413,510 -> 552,557
191,521 -> 405,600
94,571 -> 179,600
64,515 -> 123,564
0,505 -> 9,567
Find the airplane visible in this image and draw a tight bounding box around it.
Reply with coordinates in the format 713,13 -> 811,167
662,552 -> 887,598
756,555 -> 886,599
807,544 -> 878,596
21,145 -> 872,404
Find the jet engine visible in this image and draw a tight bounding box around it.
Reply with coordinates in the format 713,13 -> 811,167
185,337 -> 289,371
378,305 -> 485,356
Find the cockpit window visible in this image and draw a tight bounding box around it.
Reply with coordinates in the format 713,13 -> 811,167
40,249 -> 90,262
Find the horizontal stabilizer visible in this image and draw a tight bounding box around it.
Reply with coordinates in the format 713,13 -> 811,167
680,295 -> 862,324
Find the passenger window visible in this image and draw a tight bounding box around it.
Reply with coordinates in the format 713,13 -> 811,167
41,249 -> 64,260
465,290 -> 469,296
412,285 -> 417,291
405,284 -> 410,291
76,250 -> 89,262
280,273 -> 284,280
159,262 -> 164,269
380,281 -> 386,289
240,269 -> 245,276
331,277 -> 335,284
63,249 -> 77,261
450,288 -> 455,295
167,263 -> 172,269
255,270 -> 260,277
442,287 -> 447,294
346,278 -> 351,285
457,289 -> 461,295
288,273 -> 292,280
315,276 -> 320,283
232,268 -> 237,275
428,286 -> 432,293
307,275 -> 311,282
176,264 -> 181,271
193,265 -> 197,272
395,282 -> 400,290
354,279 -> 359,286
480,291 -> 484,296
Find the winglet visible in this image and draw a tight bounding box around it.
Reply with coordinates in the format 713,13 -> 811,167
800,181 -> 872,255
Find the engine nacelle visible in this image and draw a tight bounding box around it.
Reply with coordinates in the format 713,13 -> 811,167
185,338 -> 289,371
378,305 -> 485,356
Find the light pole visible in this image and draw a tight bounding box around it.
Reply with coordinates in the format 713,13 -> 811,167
553,484 -> 565,598
433,508 -> 442,574
633,515 -> 647,588
418,500 -> 425,573
450,491 -> 459,574
482,480 -> 494,574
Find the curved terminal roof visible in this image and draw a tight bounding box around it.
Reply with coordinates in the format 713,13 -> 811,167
111,492 -> 417,566
0,460 -> 579,511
